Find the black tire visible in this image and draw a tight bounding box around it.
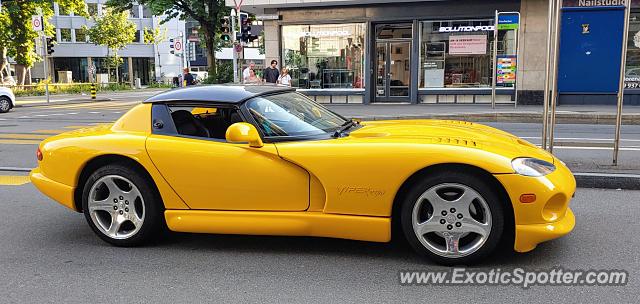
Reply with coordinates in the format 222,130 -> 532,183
0,96 -> 11,113
82,164 -> 164,246
400,170 -> 505,265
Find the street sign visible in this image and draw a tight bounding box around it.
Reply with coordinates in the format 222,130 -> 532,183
174,39 -> 183,53
187,42 -> 196,61
32,15 -> 43,32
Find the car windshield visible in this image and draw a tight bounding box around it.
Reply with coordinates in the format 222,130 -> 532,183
246,92 -> 348,137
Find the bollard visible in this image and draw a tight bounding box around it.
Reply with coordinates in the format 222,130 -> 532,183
90,83 -> 96,100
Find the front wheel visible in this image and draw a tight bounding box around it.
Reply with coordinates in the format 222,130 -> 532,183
401,171 -> 505,265
0,97 -> 11,113
82,164 -> 164,246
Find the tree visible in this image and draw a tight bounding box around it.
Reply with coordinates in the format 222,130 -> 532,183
107,0 -> 227,79
0,0 -> 86,85
143,26 -> 167,82
85,8 -> 137,83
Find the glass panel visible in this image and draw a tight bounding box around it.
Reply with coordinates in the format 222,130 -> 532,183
75,28 -> 87,43
375,23 -> 413,40
376,43 -> 387,97
282,23 -> 366,89
60,29 -> 72,42
626,12 -> 640,88
389,42 -> 410,97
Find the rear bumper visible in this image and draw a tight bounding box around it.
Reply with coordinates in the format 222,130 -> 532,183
30,167 -> 77,211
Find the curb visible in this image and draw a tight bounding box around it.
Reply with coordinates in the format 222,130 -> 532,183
348,113 -> 640,125
15,98 -> 112,108
574,173 -> 640,190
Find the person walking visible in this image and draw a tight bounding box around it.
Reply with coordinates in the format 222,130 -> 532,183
183,68 -> 195,86
277,68 -> 292,87
263,60 -> 280,84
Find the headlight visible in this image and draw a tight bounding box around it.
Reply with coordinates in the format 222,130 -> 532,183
511,158 -> 556,177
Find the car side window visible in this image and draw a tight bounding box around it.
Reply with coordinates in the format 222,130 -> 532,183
166,105 -> 244,140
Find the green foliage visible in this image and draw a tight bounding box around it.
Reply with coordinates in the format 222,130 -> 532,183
86,8 -> 137,54
0,0 -> 87,67
12,82 -> 133,97
202,60 -> 233,84
143,26 -> 167,45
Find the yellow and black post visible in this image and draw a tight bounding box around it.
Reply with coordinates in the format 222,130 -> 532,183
90,83 -> 96,100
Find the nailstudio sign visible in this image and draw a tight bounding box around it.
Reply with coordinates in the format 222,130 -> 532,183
563,0 -> 629,6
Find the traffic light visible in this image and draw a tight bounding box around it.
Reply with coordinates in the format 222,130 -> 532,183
220,17 -> 231,42
46,37 -> 55,55
169,38 -> 175,54
238,12 -> 258,43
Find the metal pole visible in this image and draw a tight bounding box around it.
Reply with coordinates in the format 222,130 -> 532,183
614,0 -> 631,165
514,12 -> 522,108
548,0 -> 562,154
491,10 -> 499,109
232,9 -> 239,83
42,35 -> 50,103
542,0 -> 555,150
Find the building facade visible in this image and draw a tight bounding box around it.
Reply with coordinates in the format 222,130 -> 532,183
32,0 -> 185,85
230,0 -> 640,105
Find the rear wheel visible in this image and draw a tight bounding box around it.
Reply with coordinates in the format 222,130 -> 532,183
401,171 -> 504,265
82,164 -> 164,246
0,97 -> 11,113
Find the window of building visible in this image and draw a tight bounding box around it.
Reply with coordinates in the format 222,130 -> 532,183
282,23 -> 366,89
60,29 -> 72,42
75,28 -> 87,43
133,30 -> 142,43
419,19 -> 515,89
130,5 -> 140,18
142,6 -> 153,18
87,3 -> 99,17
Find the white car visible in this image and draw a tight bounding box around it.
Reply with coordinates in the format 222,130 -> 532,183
0,86 -> 15,113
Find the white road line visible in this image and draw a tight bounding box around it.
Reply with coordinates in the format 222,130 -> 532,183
521,136 -> 640,142
552,146 -> 640,151
574,172 -> 640,178
66,112 -> 78,115
34,114 -> 49,117
88,112 -> 101,114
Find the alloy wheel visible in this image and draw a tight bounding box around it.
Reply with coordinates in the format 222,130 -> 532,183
87,175 -> 145,240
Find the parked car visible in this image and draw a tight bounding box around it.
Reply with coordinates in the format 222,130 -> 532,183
0,86 -> 15,113
30,85 -> 576,265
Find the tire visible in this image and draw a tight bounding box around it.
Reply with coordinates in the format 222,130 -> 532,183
82,164 -> 164,246
0,97 -> 11,113
400,170 -> 505,265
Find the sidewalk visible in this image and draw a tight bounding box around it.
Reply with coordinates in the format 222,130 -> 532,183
325,104 -> 640,125
14,88 -> 167,107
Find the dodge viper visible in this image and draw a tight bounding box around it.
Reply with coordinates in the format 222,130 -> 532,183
30,85 -> 575,265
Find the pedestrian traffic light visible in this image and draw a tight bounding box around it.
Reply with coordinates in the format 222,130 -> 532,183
46,37 -> 55,55
238,13 -> 258,43
220,16 -> 231,42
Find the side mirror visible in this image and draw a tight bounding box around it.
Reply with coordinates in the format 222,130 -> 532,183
225,122 -> 263,148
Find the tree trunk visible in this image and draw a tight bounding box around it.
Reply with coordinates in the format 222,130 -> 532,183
14,64 -> 27,86
106,49 -> 111,83
0,47 -> 8,80
203,26 -> 217,81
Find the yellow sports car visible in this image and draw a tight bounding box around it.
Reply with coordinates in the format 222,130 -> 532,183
30,86 -> 575,265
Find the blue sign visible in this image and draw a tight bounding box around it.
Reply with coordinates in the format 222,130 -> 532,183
498,14 -> 520,29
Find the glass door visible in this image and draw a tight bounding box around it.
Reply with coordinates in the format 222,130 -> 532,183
375,41 -> 411,102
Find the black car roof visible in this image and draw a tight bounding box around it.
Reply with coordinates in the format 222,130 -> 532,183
144,85 -> 296,104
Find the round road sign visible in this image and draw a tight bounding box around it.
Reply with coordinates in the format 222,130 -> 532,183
174,40 -> 183,52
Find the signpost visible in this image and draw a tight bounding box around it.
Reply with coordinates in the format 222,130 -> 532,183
614,0 -> 632,165
33,14 -> 50,103
491,11 -> 521,109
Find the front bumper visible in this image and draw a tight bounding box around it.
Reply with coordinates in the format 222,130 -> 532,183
495,159 -> 576,252
30,167 -> 77,211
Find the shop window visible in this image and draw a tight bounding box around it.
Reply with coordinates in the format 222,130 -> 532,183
419,19 -> 515,89
282,23 -> 365,89
60,29 -> 72,43
75,28 -> 87,43
130,5 -> 140,18
142,6 -> 153,18
626,12 -> 640,88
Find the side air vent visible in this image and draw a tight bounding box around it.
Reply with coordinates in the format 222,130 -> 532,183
432,137 -> 479,148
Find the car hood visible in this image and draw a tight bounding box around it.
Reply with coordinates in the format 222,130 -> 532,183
351,120 -> 554,163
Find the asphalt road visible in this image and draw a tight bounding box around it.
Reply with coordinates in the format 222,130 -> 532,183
0,184 -> 637,303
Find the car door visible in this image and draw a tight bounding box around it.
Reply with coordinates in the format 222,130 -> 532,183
145,103 -> 310,211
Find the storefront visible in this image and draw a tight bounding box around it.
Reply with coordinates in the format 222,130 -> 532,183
255,0 -> 521,104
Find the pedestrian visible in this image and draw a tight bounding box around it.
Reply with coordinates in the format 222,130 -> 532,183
245,69 -> 262,84
243,61 -> 256,83
183,68 -> 195,86
263,60 -> 280,84
277,68 -> 292,87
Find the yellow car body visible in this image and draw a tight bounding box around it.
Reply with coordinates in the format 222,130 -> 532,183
30,87 -> 575,259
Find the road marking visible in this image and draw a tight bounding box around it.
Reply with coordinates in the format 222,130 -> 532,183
553,146 -> 640,151
574,172 -> 640,178
0,167 -> 33,172
0,175 -> 30,186
0,134 -> 49,139
521,136 -> 640,142
31,129 -> 67,134
63,125 -> 90,129
88,111 -> 101,114
34,114 -> 49,117
0,139 -> 40,145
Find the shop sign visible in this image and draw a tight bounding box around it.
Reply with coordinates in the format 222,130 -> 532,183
449,35 -> 487,55
497,56 -> 517,84
439,26 -> 494,33
563,0 -> 626,7
497,14 -> 520,30
289,30 -> 351,38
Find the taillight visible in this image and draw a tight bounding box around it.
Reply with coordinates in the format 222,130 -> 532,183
36,147 -> 43,161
